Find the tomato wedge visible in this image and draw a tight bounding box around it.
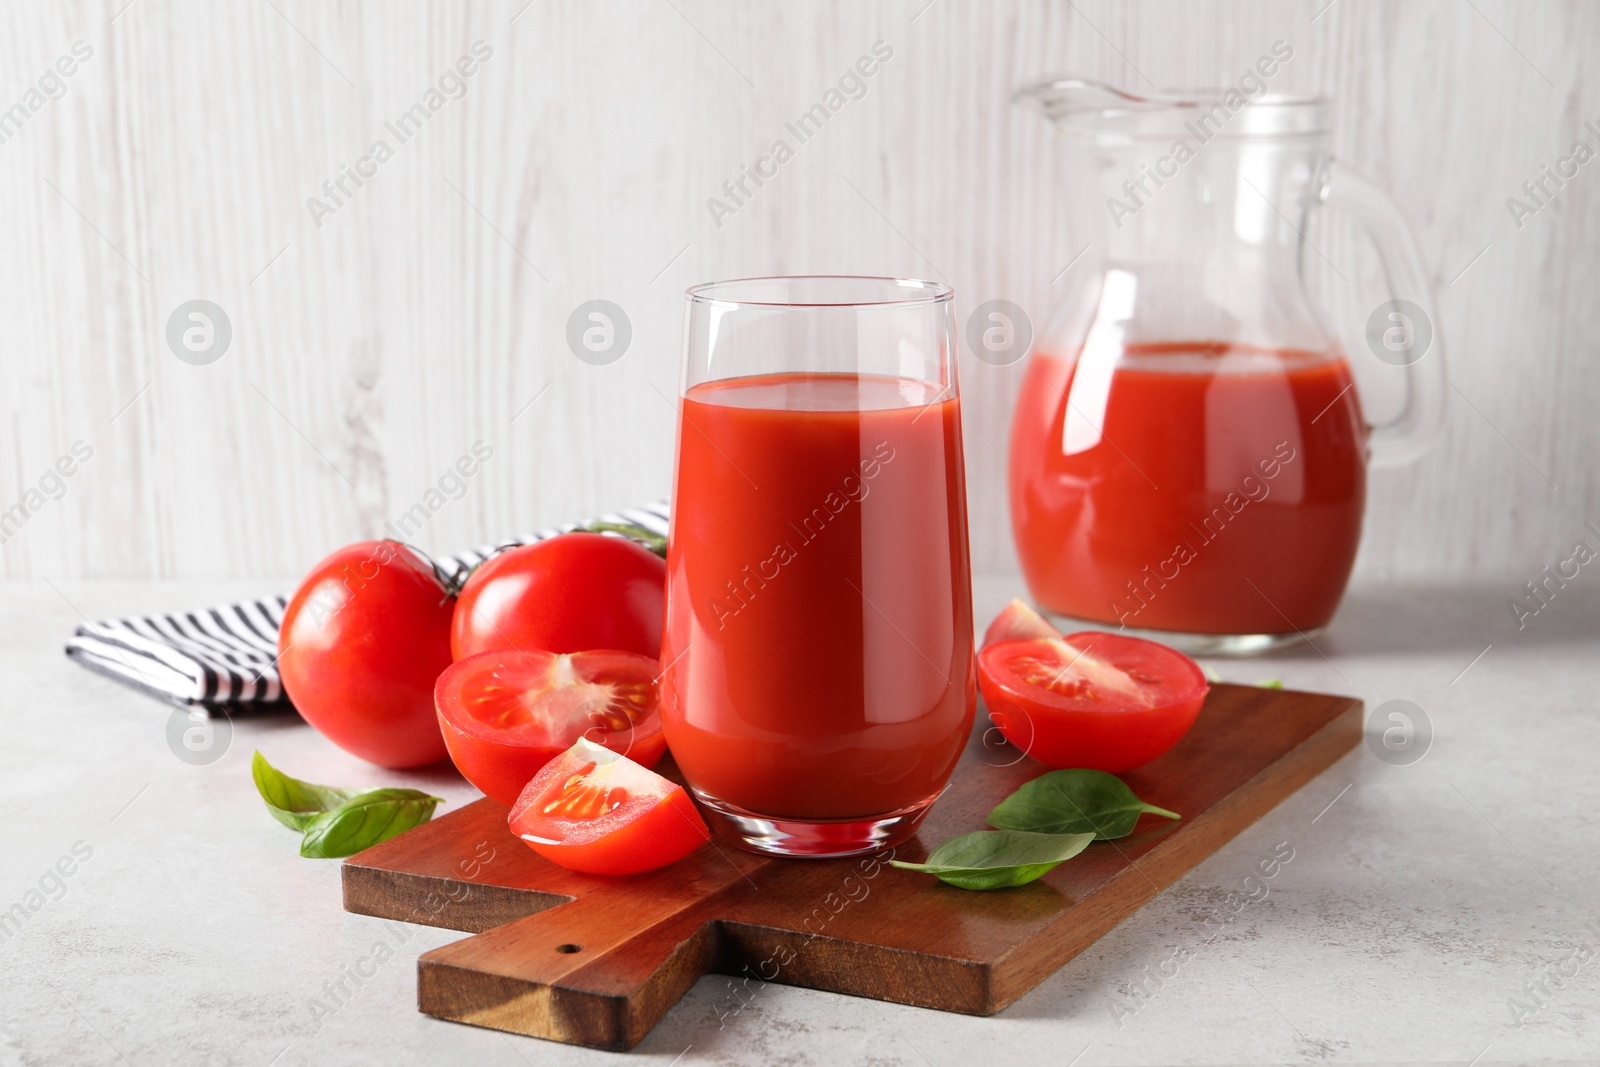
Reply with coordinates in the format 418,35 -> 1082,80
508,738 -> 710,875
982,598 -> 1062,646
434,649 -> 667,807
978,630 -> 1208,772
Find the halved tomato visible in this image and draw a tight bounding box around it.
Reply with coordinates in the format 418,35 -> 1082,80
978,630 -> 1208,772
508,738 -> 710,875
434,649 -> 667,807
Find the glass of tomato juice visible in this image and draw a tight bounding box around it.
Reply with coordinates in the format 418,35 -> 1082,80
660,276 -> 976,857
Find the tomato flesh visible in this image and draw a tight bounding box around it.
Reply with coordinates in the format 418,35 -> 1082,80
451,533 -> 666,661
435,649 -> 667,807
978,631 -> 1208,772
508,739 -> 710,875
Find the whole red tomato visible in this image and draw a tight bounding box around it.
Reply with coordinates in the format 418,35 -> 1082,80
279,541 -> 454,768
451,533 -> 665,661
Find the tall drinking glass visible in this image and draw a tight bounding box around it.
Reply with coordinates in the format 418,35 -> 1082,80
660,276 -> 975,858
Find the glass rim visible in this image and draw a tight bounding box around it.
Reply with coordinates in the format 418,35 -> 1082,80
685,275 -> 954,309
1014,78 -> 1332,139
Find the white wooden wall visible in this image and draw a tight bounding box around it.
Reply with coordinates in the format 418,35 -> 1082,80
1,0 -> 1594,582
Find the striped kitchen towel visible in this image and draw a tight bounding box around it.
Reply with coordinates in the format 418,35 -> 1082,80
64,502 -> 671,711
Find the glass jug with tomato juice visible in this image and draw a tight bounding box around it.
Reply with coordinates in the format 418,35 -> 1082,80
1008,80 -> 1445,653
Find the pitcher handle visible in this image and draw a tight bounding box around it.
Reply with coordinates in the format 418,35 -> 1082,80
1318,161 -> 1447,469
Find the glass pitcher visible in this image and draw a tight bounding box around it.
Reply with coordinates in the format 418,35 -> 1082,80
1009,79 -> 1445,654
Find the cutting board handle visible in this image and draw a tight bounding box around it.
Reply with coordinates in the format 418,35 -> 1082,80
417,873 -> 736,1050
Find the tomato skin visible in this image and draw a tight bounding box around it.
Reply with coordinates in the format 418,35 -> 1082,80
978,632 -> 1208,772
438,719 -> 561,811
507,740 -> 709,876
435,649 -> 668,807
452,533 -> 666,661
278,541 -> 453,768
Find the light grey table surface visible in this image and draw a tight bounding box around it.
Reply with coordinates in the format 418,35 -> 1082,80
1,574 -> 1595,1067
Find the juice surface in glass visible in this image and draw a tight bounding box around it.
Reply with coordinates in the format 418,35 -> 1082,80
1009,342 -> 1367,635
661,372 -> 975,821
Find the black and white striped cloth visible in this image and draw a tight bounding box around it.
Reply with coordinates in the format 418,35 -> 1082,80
64,502 -> 671,711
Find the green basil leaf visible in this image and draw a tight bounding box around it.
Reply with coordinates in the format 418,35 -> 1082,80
252,752 -> 442,856
297,788 -> 444,859
986,768 -> 1180,841
1254,678 -> 1284,689
889,830 -> 1094,890
251,751 -> 361,832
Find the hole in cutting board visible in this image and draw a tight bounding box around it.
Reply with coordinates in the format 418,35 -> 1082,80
555,943 -> 581,954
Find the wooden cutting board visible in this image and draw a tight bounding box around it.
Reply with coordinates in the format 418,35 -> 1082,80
343,683 -> 1360,1050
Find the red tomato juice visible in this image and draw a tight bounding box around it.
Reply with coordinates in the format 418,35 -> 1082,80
1009,342 -> 1367,635
661,373 -> 975,820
